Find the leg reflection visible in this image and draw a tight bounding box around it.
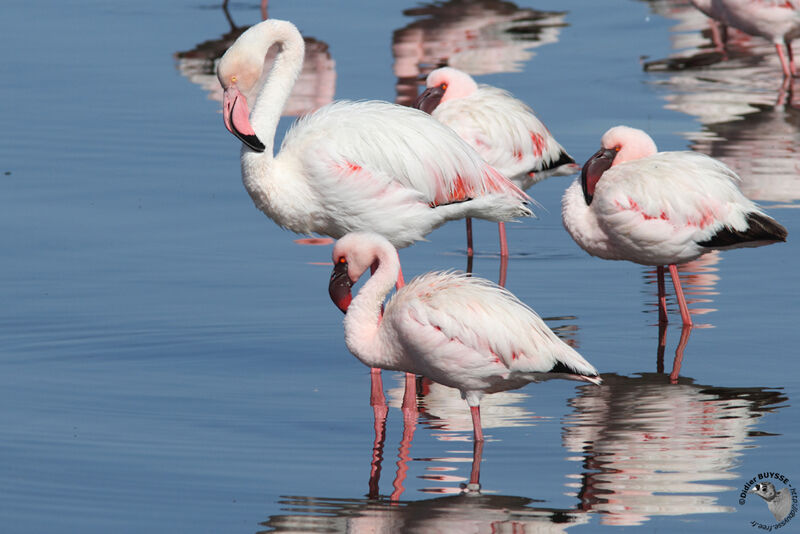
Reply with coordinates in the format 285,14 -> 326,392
670,326 -> 693,384
368,396 -> 388,499
390,407 -> 418,502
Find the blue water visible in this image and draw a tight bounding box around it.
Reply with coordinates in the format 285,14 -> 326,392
1,0 -> 799,532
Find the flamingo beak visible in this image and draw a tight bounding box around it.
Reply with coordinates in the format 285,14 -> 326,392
581,148 -> 616,205
413,86 -> 445,114
329,260 -> 354,314
222,85 -> 266,152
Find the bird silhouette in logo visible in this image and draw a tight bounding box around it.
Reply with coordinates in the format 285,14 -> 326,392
749,482 -> 792,522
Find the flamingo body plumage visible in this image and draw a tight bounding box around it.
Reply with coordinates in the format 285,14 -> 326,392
329,232 -> 601,441
217,20 -> 532,250
562,126 -> 787,325
415,67 -> 577,190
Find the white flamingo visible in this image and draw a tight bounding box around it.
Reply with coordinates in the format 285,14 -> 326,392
216,19 -> 532,258
328,231 -> 601,442
562,126 -> 787,326
414,67 -> 577,255
695,0 -> 800,77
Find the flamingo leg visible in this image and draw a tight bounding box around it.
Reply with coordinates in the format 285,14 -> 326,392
668,264 -> 692,327
465,218 -> 474,257
498,222 -> 509,258
470,405 -> 484,442
370,368 -> 387,408
465,439 -> 484,493
670,326 -> 693,384
657,265 -> 668,324
786,38 -> 796,77
498,253 -> 508,288
776,43 -> 793,79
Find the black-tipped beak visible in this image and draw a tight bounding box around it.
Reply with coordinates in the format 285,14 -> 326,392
413,86 -> 445,114
580,148 -> 616,205
227,105 -> 266,152
329,260 -> 354,314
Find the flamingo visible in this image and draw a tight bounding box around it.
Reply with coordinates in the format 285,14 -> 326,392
216,19 -> 532,253
414,67 -> 577,256
328,231 -> 601,442
696,0 -> 800,77
217,19 -> 533,407
562,126 -> 787,327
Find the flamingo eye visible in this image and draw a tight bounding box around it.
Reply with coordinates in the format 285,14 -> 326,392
614,146 -> 621,152
337,257 -> 346,264
440,83 -> 447,90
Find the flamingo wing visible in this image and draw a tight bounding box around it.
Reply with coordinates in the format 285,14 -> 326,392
592,151 -> 758,248
433,87 -> 567,180
281,100 -> 529,207
386,272 -> 591,379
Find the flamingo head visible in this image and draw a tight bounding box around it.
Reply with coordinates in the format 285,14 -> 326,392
217,33 -> 267,152
329,233 -> 398,314
413,67 -> 478,114
581,126 -> 658,205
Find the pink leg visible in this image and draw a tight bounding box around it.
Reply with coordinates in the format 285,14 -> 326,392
657,266 -> 668,324
656,321 -> 667,374
498,253 -> 508,288
465,218 -> 474,257
776,43 -> 793,79
470,405 -> 484,442
498,222 -> 509,258
669,326 -> 693,384
668,264 -> 693,327
786,38 -> 796,77
465,438 -> 484,493
370,367 -> 386,408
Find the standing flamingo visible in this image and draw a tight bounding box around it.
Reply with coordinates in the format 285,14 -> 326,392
695,0 -> 800,77
562,126 -> 787,326
328,232 -> 601,442
414,67 -> 577,256
217,19 -> 533,408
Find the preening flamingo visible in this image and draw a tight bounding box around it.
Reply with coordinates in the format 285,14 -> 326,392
216,19 -> 532,253
693,0 -> 800,77
414,67 -> 577,256
328,232 -> 601,442
562,125 -> 787,326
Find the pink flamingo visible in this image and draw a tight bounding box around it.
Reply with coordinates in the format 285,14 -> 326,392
216,20 -> 531,252
328,231 -> 601,442
217,20 -> 533,406
696,0 -> 800,77
562,126 -> 787,327
414,67 -> 577,257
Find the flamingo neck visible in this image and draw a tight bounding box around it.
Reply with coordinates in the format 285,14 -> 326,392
343,248 -> 401,370
248,22 -> 305,157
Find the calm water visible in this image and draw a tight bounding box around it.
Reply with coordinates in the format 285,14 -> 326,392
1,0 -> 799,532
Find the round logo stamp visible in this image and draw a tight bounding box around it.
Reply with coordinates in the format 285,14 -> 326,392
739,472 -> 797,530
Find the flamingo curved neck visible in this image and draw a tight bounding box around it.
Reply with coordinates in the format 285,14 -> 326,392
248,22 -> 305,156
343,249 -> 401,369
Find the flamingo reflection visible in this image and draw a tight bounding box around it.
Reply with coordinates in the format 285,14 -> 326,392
562,373 -> 786,526
642,1 -> 800,208
392,1 -> 569,105
174,1 -> 336,118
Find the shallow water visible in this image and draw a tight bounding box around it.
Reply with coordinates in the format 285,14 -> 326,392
1,0 -> 799,532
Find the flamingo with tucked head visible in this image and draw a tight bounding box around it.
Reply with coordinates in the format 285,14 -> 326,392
328,232 -> 601,442
562,126 -> 787,326
414,67 -> 577,256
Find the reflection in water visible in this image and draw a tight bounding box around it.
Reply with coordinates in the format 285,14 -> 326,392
563,373 -> 786,526
174,2 -> 335,116
643,251 -> 721,325
642,0 -> 800,207
392,1 -> 569,105
259,493 -> 589,533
